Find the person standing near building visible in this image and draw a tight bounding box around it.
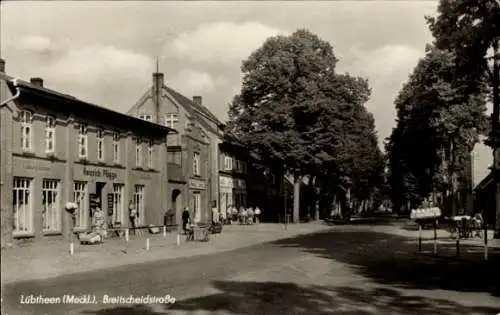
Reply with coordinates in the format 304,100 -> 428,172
212,204 -> 219,224
182,207 -> 190,233
247,206 -> 254,225
255,206 -> 262,224
128,200 -> 137,236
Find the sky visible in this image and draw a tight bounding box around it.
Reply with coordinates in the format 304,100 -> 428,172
0,1 -> 494,184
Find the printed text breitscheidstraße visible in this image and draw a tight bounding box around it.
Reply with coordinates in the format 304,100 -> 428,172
19,294 -> 176,305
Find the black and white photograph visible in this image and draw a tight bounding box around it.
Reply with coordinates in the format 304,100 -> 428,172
0,0 -> 499,314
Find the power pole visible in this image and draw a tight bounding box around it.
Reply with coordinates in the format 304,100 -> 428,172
492,40 -> 500,239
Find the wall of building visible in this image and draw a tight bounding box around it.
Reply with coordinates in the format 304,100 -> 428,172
0,81 -> 168,246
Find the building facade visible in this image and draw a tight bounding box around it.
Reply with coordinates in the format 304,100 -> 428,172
218,140 -> 249,217
128,71 -> 223,225
0,62 -> 173,246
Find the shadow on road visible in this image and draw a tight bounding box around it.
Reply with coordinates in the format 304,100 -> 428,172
272,230 -> 500,297
82,281 -> 499,315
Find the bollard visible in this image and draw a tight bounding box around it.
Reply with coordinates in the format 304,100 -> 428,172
176,233 -> 180,246
456,232 -> 460,257
69,242 -> 74,256
163,226 -> 167,237
125,228 -> 129,242
146,238 -> 150,251
418,224 -> 422,252
484,224 -> 488,261
433,221 -> 437,253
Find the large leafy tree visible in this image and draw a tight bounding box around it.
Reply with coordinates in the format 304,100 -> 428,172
227,29 -> 383,220
427,0 -> 500,232
386,45 -> 488,214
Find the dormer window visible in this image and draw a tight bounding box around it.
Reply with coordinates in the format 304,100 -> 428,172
139,114 -> 152,122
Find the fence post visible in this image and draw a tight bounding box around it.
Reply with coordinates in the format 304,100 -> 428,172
484,223 -> 488,261
433,219 -> 438,254
418,224 -> 422,252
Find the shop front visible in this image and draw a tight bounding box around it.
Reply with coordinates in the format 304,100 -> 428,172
188,178 -> 208,223
219,175 -> 234,218
72,163 -> 127,232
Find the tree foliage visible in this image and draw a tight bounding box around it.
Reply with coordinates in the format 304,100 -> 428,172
386,44 -> 489,212
226,29 -> 384,216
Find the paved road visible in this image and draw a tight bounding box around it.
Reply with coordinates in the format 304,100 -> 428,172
2,225 -> 500,315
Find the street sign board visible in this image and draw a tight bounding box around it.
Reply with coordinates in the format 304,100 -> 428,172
410,207 -> 442,220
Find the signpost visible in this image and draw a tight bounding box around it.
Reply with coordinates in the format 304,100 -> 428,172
410,207 -> 442,253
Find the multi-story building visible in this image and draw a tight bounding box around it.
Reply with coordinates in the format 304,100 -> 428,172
0,59 -> 174,246
128,71 -> 223,225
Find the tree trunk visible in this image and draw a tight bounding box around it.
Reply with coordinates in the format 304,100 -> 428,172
491,40 -> 500,238
293,176 -> 301,224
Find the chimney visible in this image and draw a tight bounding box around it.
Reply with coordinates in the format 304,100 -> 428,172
193,96 -> 202,106
0,58 -> 5,73
152,72 -> 164,124
30,77 -> 44,87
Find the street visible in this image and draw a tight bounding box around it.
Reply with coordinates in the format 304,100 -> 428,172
2,222 -> 500,315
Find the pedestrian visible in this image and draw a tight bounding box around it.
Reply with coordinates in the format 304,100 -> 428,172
93,206 -> 106,242
240,206 -> 247,225
182,207 -> 190,233
128,200 -> 137,235
212,204 -> 219,224
247,206 -> 254,225
255,206 -> 261,224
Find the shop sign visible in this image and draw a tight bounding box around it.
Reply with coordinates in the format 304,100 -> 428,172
189,178 -> 206,190
24,163 -> 50,172
83,168 -> 117,180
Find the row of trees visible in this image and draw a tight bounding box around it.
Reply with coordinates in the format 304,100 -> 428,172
386,0 -> 499,219
226,29 -> 385,221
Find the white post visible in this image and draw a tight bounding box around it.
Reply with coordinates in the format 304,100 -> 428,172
125,228 -> 129,242
163,226 -> 167,237
146,238 -> 150,251
69,242 -> 74,256
176,233 -> 180,246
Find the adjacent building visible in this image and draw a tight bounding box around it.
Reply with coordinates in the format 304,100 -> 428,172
0,59 -> 175,246
127,71 -> 224,225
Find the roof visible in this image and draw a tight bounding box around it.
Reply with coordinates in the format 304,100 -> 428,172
165,86 -> 224,127
1,73 -> 177,137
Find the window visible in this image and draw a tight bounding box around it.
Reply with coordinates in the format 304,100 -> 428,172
139,114 -> 152,122
113,132 -> 120,164
193,152 -> 200,176
133,185 -> 145,225
78,124 -> 88,159
135,138 -> 143,167
164,113 -> 179,129
20,110 -> 33,152
147,140 -> 154,169
224,156 -> 233,170
235,160 -> 241,171
97,129 -> 105,162
73,181 -> 88,229
42,179 -> 60,232
13,177 -> 33,235
45,116 -> 56,154
167,151 -> 182,165
111,184 -> 124,224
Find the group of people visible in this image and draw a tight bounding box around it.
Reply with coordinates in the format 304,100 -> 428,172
222,205 -> 262,225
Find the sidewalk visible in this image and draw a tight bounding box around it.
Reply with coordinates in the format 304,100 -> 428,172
1,222 -> 333,284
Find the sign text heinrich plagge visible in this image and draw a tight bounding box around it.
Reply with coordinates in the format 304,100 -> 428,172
83,168 -> 117,180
